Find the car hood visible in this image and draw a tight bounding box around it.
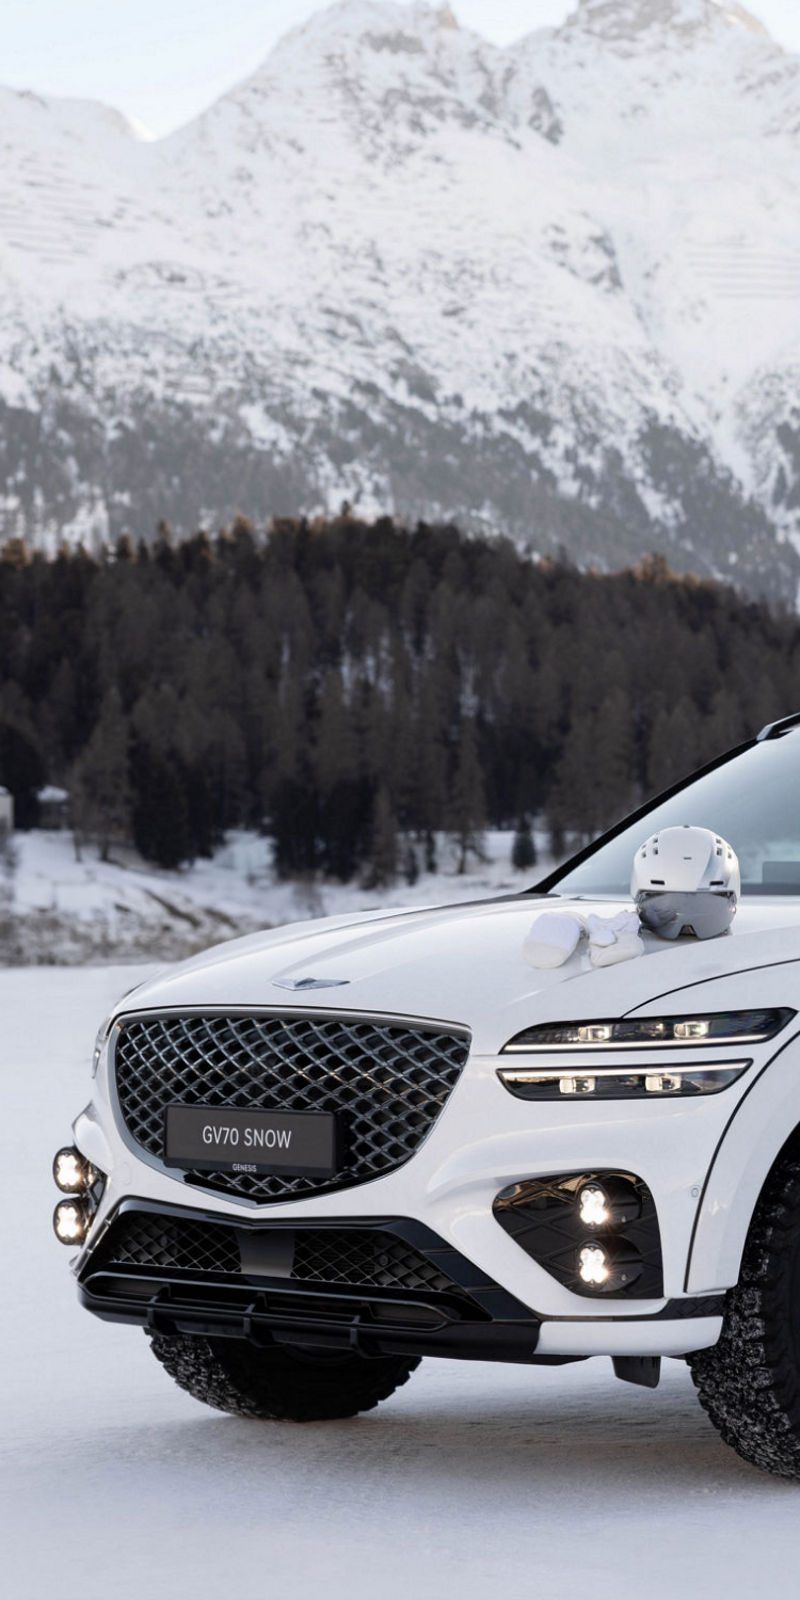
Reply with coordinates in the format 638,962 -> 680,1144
113,894 -> 800,1054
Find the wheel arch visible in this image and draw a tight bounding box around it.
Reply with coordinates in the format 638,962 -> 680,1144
687,1027 -> 800,1293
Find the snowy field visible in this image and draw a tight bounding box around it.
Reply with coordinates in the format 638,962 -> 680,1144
2,827 -> 555,964
4,964 -> 799,1600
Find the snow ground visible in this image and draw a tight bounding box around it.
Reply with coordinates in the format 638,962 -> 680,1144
3,827 -> 553,964
3,964 -> 799,1600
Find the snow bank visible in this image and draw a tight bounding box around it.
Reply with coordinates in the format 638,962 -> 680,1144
0,827 -> 555,964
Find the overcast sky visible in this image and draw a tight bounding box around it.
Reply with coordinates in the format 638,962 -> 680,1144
4,0 -> 800,137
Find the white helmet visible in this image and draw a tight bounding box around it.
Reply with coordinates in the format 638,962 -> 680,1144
630,825 -> 740,940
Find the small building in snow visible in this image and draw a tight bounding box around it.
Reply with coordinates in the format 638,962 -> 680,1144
0,787 -> 12,831
36,785 -> 69,830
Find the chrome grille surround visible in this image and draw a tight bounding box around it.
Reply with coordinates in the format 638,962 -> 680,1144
112,1009 -> 470,1204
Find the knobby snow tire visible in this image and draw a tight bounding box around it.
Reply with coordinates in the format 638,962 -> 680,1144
147,1330 -> 420,1421
689,1154 -> 800,1480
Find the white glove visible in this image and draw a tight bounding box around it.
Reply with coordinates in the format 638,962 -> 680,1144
523,911 -> 586,969
586,911 -> 644,968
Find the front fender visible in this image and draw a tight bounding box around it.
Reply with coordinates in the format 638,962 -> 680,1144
687,1025 -> 800,1292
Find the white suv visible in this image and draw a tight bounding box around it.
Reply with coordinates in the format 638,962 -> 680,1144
53,714 -> 800,1478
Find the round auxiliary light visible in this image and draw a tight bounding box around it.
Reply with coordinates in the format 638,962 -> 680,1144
53,1198 -> 90,1246
576,1176 -> 642,1230
576,1237 -> 643,1293
578,1245 -> 610,1287
579,1186 -> 610,1228
53,1146 -> 94,1194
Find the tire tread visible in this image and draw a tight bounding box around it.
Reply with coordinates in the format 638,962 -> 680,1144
689,1155 -> 800,1478
147,1331 -> 419,1421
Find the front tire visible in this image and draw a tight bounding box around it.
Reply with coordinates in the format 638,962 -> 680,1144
147,1331 -> 419,1421
689,1155 -> 800,1479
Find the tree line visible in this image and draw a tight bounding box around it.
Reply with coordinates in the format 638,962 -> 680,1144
0,513 -> 798,881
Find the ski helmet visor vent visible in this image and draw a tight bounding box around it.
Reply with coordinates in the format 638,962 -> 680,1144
637,890 -> 736,941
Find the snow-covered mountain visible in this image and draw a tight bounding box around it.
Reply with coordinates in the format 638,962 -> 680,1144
1,0 -> 799,597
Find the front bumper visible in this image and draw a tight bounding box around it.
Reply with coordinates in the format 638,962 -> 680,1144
79,1198 -> 545,1363
76,1196 -> 724,1363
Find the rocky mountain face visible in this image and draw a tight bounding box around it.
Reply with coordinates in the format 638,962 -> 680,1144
0,0 -> 798,599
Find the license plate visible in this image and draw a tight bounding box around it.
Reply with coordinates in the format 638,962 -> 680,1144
164,1105 -> 339,1178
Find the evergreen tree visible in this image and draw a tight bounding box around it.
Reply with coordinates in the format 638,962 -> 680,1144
401,835 -> 420,886
511,817 -> 537,872
71,691 -> 131,861
363,785 -> 398,889
0,720 -> 44,829
314,670 -> 369,880
131,741 -> 193,869
0,822 -> 16,912
646,697 -> 703,798
450,717 -> 486,873
1,516 -> 799,880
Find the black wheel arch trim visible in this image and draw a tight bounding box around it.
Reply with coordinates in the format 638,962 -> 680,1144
683,1026 -> 800,1293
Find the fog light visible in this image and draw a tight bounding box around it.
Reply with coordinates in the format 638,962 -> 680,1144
577,1237 -> 643,1293
53,1146 -> 95,1193
53,1199 -> 90,1245
577,1176 -> 642,1229
578,1245 -> 609,1286
578,1185 -> 610,1227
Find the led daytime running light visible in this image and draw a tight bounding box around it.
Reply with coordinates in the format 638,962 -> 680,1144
498,1061 -> 751,1101
502,1009 -> 794,1053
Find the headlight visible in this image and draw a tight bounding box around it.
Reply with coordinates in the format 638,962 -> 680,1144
497,1060 -> 751,1100
497,1008 -> 796,1101
501,1009 -> 795,1053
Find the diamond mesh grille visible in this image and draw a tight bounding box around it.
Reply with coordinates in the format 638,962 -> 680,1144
113,1012 -> 470,1202
100,1214 -> 459,1298
292,1230 -> 456,1295
103,1213 -> 240,1275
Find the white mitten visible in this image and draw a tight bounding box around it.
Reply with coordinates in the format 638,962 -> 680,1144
523,911 -> 586,969
586,911 -> 644,968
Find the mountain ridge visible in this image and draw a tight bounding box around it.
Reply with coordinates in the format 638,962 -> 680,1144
0,0 -> 798,600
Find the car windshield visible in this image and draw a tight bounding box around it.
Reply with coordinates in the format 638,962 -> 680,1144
548,729 -> 800,898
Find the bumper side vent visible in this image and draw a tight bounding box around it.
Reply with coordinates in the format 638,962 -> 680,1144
494,1171 -> 663,1299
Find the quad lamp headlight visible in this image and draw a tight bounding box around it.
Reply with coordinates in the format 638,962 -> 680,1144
502,1010 -> 793,1052
497,1009 -> 794,1102
499,1062 -> 749,1100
